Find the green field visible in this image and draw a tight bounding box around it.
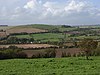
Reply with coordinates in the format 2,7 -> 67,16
11,33 -> 100,42
14,33 -> 100,42
0,57 -> 100,75
72,35 -> 100,39
13,33 -> 70,42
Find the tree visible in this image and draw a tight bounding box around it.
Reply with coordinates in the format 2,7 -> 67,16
79,38 -> 98,60
7,37 -> 18,44
8,45 -> 18,50
44,49 -> 56,58
49,28 -> 59,33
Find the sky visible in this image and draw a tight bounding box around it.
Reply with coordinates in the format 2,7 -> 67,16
0,0 -> 100,25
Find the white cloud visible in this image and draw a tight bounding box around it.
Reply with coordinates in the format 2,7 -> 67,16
0,0 -> 100,25
24,0 -> 38,9
24,1 -> 32,9
65,0 -> 88,12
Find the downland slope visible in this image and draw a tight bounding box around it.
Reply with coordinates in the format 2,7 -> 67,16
6,25 -> 48,35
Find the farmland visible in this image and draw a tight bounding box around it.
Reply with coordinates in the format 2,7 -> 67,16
0,57 -> 100,75
22,48 -> 81,58
0,24 -> 100,57
0,44 -> 56,49
0,26 -> 13,30
13,33 -> 70,42
0,24 -> 100,75
6,26 -> 47,35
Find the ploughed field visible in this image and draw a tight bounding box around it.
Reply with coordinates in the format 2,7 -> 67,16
0,57 -> 100,75
0,44 -> 56,49
6,26 -> 47,35
0,32 -> 7,37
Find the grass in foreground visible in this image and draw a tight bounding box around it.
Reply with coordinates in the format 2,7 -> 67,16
0,57 -> 100,75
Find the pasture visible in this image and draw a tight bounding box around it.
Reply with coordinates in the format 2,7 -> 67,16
0,57 -> 100,75
13,33 -> 70,42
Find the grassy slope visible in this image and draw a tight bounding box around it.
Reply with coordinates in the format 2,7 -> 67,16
14,24 -> 77,32
31,24 -> 59,30
18,24 -> 59,30
29,24 -> 78,32
0,57 -> 100,75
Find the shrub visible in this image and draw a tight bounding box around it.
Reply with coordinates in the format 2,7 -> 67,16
0,49 -> 27,59
76,52 -> 85,57
3,49 -> 17,59
77,52 -> 82,57
94,48 -> 100,56
31,52 -> 48,58
0,51 -> 5,59
16,52 -> 27,58
32,49 -> 56,58
66,52 -> 71,57
8,45 -> 18,50
72,53 -> 76,57
61,51 -> 66,57
44,49 -> 56,58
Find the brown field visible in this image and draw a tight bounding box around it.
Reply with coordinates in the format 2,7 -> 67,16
22,48 -> 81,58
0,43 -> 81,58
0,44 -> 56,49
0,26 -> 13,30
6,27 -> 48,35
56,48 -> 81,57
22,50 -> 45,58
16,44 -> 56,49
64,42 -> 74,46
0,32 -> 7,37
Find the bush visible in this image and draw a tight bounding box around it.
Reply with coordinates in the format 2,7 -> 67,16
32,53 -> 42,58
44,49 -> 56,58
0,51 -> 6,59
61,51 -> 66,57
0,49 -> 27,59
16,52 -> 27,58
3,49 -> 17,59
76,52 -> 85,57
72,53 -> 76,57
77,52 -> 82,57
66,52 -> 71,57
93,47 -> 100,56
32,49 -> 56,58
8,45 -> 18,50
